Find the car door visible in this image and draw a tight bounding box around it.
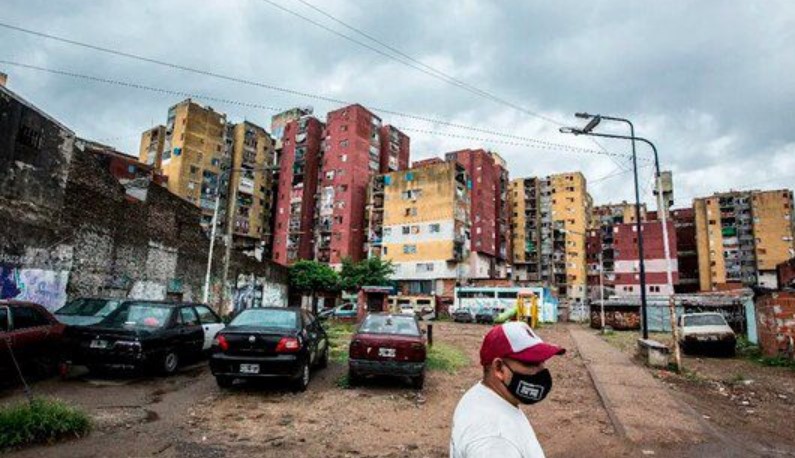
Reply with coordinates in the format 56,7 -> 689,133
337,303 -> 355,318
9,305 -> 51,361
194,305 -> 224,351
311,313 -> 328,359
177,307 -> 204,357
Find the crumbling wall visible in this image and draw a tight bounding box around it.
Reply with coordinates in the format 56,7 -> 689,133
756,292 -> 795,359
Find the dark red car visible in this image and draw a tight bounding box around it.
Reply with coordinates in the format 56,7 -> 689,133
0,301 -> 66,377
348,313 -> 426,389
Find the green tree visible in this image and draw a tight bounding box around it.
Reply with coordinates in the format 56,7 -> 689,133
339,257 -> 396,293
289,260 -> 339,314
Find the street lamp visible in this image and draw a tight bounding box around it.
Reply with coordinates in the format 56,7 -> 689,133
559,116 -> 672,342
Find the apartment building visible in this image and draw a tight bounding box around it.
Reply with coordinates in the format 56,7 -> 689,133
139,99 -> 276,254
670,208 -> 700,293
379,125 -> 410,173
272,115 -> 325,265
510,172 -> 591,304
695,189 -> 795,291
584,202 -> 648,297
366,160 -> 470,296
139,125 -> 166,170
315,104 -> 410,267
613,220 -> 679,296
227,121 -> 275,251
445,149 -> 510,279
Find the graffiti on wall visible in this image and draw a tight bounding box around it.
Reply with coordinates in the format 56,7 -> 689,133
0,264 -> 70,311
233,274 -> 288,312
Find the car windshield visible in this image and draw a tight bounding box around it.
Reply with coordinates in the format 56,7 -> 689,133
359,315 -> 420,336
57,298 -> 121,317
685,315 -> 728,327
230,309 -> 298,329
102,303 -> 171,330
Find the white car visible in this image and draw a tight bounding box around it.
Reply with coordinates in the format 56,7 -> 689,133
677,312 -> 736,357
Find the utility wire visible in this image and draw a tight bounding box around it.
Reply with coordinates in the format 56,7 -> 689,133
0,22 -> 636,163
274,0 -> 631,172
0,59 -> 641,162
0,60 -> 631,160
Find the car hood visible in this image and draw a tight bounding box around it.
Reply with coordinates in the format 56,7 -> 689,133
682,325 -> 735,336
56,314 -> 104,327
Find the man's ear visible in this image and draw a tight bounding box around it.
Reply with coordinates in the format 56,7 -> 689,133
492,358 -> 508,382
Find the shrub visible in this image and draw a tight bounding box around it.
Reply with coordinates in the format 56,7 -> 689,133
0,398 -> 91,450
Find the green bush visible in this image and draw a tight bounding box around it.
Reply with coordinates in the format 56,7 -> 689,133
324,321 -> 356,363
0,398 -> 91,450
427,343 -> 469,373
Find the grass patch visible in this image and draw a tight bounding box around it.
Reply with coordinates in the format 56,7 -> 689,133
736,336 -> 795,371
323,321 -> 356,364
427,343 -> 469,373
335,374 -> 351,389
0,398 -> 91,451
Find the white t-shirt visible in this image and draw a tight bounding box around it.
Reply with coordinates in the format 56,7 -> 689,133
450,382 -> 545,458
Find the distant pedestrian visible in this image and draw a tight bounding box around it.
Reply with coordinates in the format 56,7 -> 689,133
450,321 -> 565,458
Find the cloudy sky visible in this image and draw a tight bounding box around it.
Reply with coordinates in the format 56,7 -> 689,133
3,0 -> 794,207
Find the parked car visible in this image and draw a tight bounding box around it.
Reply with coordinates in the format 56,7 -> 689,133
475,307 -> 500,324
54,297 -> 124,327
0,301 -> 66,376
452,307 -> 474,323
318,302 -> 358,320
677,312 -> 736,357
72,301 -> 216,375
348,313 -> 426,389
210,307 -> 329,391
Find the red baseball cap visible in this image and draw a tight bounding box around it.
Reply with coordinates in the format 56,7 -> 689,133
480,321 -> 566,366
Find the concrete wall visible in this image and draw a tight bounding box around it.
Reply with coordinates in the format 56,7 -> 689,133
756,292 -> 795,359
0,88 -> 288,313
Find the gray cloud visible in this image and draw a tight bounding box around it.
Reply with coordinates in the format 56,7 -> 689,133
2,0 -> 793,207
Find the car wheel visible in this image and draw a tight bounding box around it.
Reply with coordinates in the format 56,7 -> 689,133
411,373 -> 425,390
215,376 -> 234,389
318,346 -> 329,369
161,351 -> 179,375
293,362 -> 310,392
347,369 -> 361,387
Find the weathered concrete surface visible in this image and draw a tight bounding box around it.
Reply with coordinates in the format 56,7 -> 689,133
570,328 -> 708,446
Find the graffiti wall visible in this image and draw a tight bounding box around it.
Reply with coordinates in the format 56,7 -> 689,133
0,264 -> 70,311
233,274 -> 288,312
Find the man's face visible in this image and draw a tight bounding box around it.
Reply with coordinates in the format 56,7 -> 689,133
492,357 -> 544,388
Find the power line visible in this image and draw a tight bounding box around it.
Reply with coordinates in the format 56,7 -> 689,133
0,57 -> 640,162
286,0 -> 559,125
0,21 -> 633,164
0,59 -> 637,161
271,0 -> 631,172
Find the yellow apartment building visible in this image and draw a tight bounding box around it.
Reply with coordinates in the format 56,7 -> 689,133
367,160 -> 470,297
694,189 -> 795,290
139,125 -> 166,170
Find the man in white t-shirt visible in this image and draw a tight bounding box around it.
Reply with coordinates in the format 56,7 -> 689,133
450,321 -> 565,458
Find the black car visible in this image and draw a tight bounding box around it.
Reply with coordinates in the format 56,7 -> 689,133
209,307 -> 328,391
452,307 -> 474,323
55,297 -> 124,327
475,307 -> 500,324
72,301 -> 206,375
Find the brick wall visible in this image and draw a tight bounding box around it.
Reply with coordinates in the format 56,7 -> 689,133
756,292 -> 795,359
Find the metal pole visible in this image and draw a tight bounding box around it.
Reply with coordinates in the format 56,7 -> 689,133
628,123 -> 650,340
203,189 -> 222,304
599,251 -> 605,333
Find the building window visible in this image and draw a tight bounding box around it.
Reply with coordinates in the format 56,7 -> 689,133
402,226 -> 410,235
430,224 -> 440,233
339,140 -> 349,148
405,207 -> 417,216
383,227 -> 392,236
403,244 -> 417,254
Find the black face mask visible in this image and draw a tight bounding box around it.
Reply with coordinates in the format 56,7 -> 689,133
503,365 -> 553,405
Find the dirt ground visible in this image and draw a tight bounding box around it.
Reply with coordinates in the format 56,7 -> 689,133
1,322 -> 636,457
602,330 -> 795,454
6,322 -> 794,457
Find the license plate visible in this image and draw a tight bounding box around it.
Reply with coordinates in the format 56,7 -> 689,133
90,339 -> 109,349
378,348 -> 396,358
239,364 -> 260,374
